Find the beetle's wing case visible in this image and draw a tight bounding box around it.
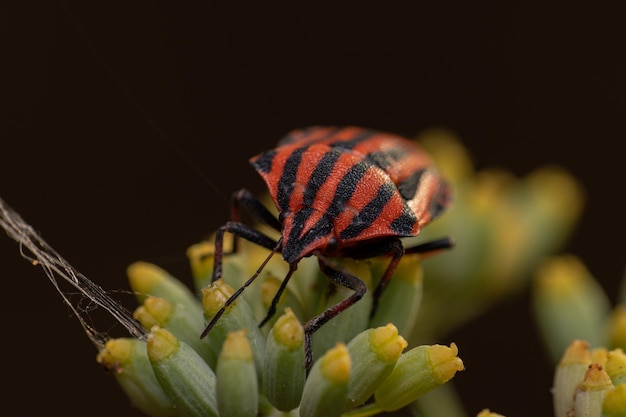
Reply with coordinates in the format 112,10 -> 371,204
250,126 -> 451,245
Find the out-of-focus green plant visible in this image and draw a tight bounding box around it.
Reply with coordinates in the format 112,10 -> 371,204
410,128 -> 585,345
532,255 -> 626,417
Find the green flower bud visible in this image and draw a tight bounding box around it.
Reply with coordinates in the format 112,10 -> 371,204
202,279 -> 266,383
97,338 -> 175,417
606,348 -> 626,386
374,343 -> 464,412
263,308 -> 305,411
603,384 -> 626,417
134,296 -> 217,368
216,330 -> 259,417
553,340 -> 593,417
608,305 -> 626,351
591,347 -> 609,368
186,240 -> 247,295
300,343 -> 351,417
532,255 -> 611,362
186,241 -> 216,292
127,262 -> 204,322
147,327 -> 218,417
260,274 -> 305,327
573,363 -> 613,417
312,259 -> 373,359
369,254 -> 423,338
345,324 -> 407,409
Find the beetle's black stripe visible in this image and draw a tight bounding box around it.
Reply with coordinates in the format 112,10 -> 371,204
283,206 -> 314,262
283,206 -> 335,262
339,182 -> 396,240
326,161 -> 370,219
251,149 -> 276,174
366,147 -> 405,170
396,169 -> 426,201
390,209 -> 417,235
289,206 -> 314,243
277,146 -> 308,212
302,149 -> 342,206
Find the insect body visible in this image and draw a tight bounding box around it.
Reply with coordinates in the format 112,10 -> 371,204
201,126 -> 452,370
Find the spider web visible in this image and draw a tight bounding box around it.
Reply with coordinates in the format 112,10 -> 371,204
0,197 -> 146,349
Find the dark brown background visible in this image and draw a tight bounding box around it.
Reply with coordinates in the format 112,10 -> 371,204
1,2 -> 624,416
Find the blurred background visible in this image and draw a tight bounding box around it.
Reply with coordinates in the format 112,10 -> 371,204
1,2 -> 624,416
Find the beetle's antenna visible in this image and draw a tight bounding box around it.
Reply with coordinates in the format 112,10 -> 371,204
200,238 -> 283,339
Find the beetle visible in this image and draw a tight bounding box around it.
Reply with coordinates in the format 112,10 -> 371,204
201,126 -> 453,370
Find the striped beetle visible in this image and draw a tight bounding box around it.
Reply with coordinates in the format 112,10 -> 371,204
201,126 -> 453,370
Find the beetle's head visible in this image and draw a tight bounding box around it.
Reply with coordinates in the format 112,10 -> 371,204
280,207 -> 337,264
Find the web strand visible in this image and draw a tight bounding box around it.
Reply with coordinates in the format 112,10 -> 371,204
0,197 -> 146,348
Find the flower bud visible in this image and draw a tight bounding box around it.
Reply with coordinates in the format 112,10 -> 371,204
202,279 -> 266,382
134,296 -> 216,368
186,241 -> 215,292
300,343 -> 351,417
260,274 -> 304,328
573,363 -> 613,417
127,262 -> 205,322
147,327 -> 218,417
603,384 -> 626,417
186,239 -> 246,294
553,340 -> 593,417
311,260 -> 373,359
374,343 -> 464,411
344,324 -> 407,408
608,305 -> 626,351
97,338 -> 175,417
532,255 -> 611,362
263,308 -> 305,411
216,330 -> 259,417
369,254 -> 423,338
606,348 -> 626,386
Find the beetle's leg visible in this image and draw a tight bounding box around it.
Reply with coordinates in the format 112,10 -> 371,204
229,188 -> 281,253
258,262 -> 298,328
342,238 -> 404,317
404,236 -> 454,257
370,237 -> 454,314
212,221 -> 278,283
303,256 -> 367,373
344,236 -> 454,316
202,234 -> 282,339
